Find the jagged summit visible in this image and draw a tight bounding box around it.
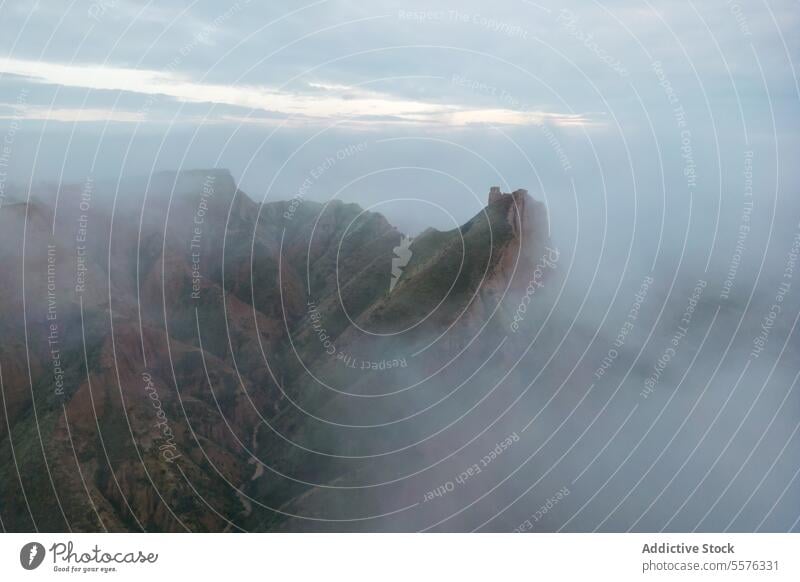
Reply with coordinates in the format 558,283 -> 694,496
488,185 -> 529,206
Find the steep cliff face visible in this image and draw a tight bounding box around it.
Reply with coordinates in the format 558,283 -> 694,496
0,174 -> 548,532
475,187 -> 548,301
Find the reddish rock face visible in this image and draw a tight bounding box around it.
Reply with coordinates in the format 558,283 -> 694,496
0,172 -> 548,532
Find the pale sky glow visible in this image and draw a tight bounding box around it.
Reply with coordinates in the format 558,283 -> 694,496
0,57 -> 596,128
0,104 -> 145,123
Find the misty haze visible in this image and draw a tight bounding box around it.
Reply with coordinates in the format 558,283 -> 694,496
0,0 -> 798,536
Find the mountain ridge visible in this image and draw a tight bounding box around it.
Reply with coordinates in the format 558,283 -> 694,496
0,170 -> 548,531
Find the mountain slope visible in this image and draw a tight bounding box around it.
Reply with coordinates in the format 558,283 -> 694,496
0,172 -> 547,532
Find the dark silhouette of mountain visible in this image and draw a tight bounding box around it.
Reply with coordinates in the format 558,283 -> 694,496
0,171 -> 547,531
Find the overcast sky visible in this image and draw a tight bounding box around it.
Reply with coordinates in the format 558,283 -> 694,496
0,0 -> 797,239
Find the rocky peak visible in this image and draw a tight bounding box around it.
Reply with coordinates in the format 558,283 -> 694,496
487,186 -> 529,206
486,186 -> 541,241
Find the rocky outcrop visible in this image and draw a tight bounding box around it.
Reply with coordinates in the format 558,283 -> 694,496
0,172 -> 548,532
